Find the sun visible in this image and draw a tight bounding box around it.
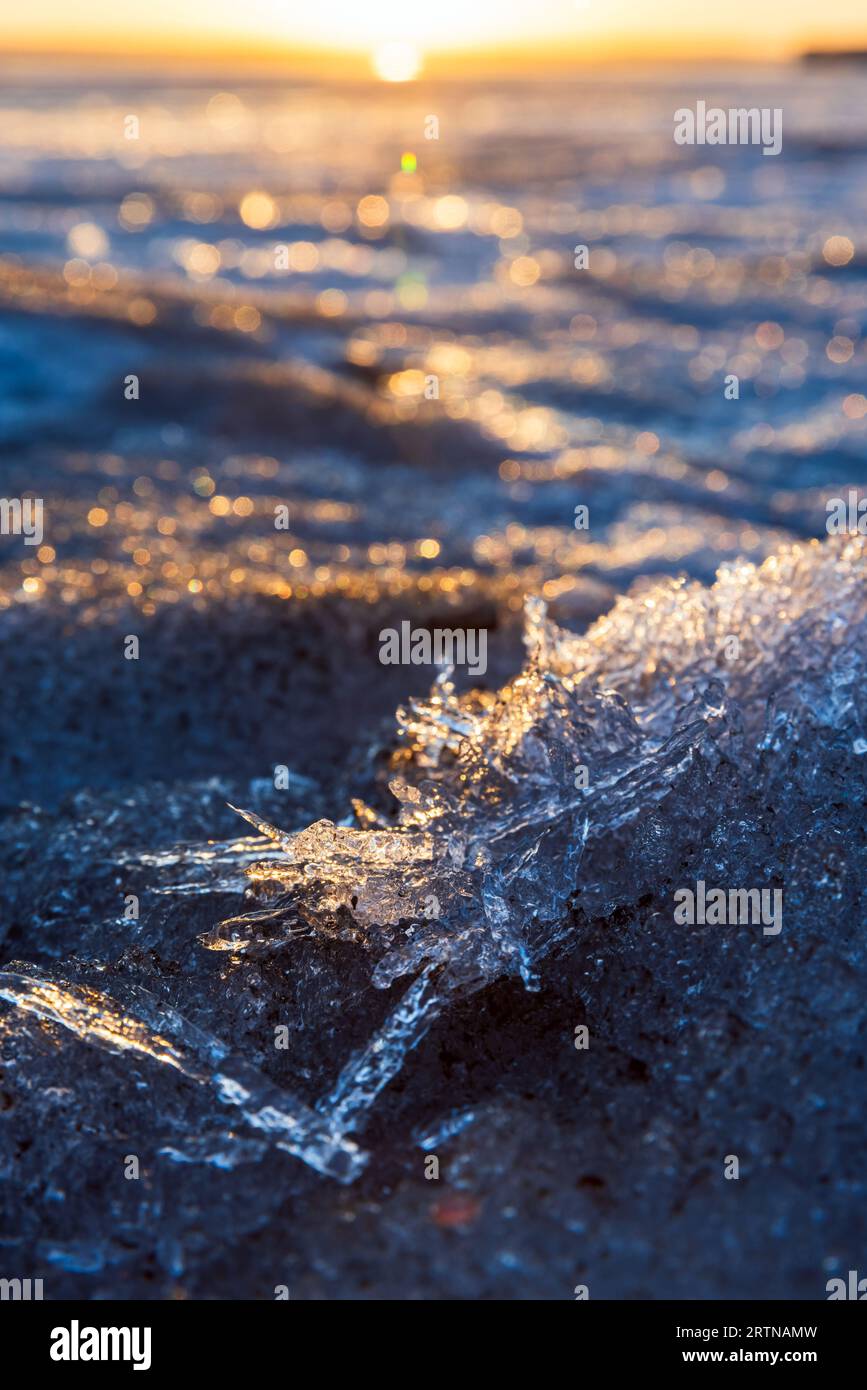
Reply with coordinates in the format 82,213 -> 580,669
372,40 -> 422,82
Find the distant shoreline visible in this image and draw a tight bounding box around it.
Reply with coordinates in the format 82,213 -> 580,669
802,49 -> 867,65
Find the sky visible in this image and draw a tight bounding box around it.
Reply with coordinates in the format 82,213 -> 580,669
3,0 -> 867,69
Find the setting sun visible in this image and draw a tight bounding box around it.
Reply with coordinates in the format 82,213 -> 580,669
372,40 -> 422,82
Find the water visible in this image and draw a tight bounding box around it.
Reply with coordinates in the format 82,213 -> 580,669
1,64 -> 866,619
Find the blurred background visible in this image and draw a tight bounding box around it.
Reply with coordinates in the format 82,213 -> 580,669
1,5 -> 867,805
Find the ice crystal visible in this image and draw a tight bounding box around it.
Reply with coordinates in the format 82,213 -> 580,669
0,964 -> 366,1181
198,536 -> 866,1159
2,537 -> 862,1183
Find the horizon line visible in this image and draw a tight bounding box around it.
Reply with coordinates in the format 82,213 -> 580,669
1,35 -> 865,76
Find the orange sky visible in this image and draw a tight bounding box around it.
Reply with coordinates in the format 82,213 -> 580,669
3,0 -> 867,70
